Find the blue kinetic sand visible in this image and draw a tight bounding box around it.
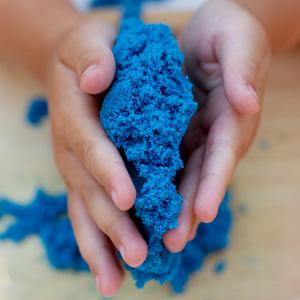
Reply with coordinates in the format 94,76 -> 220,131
0,189 -> 231,293
214,259 -> 227,275
0,189 -> 88,271
100,17 -> 197,288
25,96 -> 48,126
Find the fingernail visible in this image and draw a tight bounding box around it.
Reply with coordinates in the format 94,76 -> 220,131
248,85 -> 259,102
111,189 -> 118,205
81,64 -> 99,81
118,245 -> 126,261
95,275 -> 102,293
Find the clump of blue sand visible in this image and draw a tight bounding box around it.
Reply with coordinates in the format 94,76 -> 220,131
214,259 -> 227,275
0,189 -> 88,271
101,17 -> 199,289
1,1 -> 233,295
25,96 -> 48,126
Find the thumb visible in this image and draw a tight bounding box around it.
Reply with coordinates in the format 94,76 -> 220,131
60,21 -> 116,95
218,28 -> 268,115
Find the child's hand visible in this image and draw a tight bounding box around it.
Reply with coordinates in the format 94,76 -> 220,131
46,20 -> 147,297
164,0 -> 272,251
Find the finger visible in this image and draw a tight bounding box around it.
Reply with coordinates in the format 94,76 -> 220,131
188,219 -> 199,241
85,185 -> 148,268
68,190 -> 123,297
71,118 -> 136,211
194,119 -> 239,223
71,108 -> 136,210
53,63 -> 136,210
163,146 -> 204,252
217,25 -> 269,115
61,152 -> 147,268
59,20 -> 116,94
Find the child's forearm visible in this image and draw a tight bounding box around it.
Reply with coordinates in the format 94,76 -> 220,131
0,0 -> 85,82
234,0 -> 300,52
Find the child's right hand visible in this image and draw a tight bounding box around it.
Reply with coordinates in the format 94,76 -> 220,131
46,20 -> 147,297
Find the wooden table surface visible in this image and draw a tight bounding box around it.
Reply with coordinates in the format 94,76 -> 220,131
0,11 -> 300,300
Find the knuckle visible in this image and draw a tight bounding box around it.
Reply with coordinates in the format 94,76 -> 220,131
205,138 -> 239,163
200,172 -> 222,184
205,138 -> 226,157
81,187 -> 98,206
77,139 -> 96,163
105,214 -> 128,242
75,135 -> 125,190
77,143 -> 114,190
78,47 -> 94,74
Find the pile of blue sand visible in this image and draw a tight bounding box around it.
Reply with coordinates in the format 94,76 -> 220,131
25,96 -> 48,126
100,17 -> 232,291
0,189 -> 88,271
0,189 -> 231,293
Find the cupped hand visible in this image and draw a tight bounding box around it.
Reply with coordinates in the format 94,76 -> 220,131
46,20 -> 147,297
164,0 -> 272,252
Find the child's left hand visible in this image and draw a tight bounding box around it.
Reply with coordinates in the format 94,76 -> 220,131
164,0 -> 272,252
